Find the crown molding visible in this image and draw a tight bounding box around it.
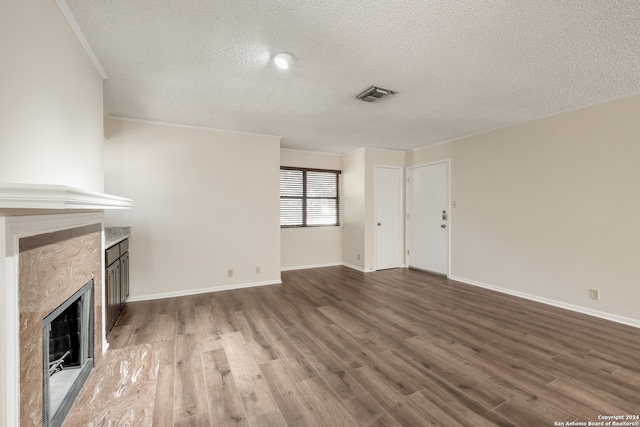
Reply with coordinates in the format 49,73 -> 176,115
55,0 -> 108,80
107,116 -> 282,141
280,147 -> 342,157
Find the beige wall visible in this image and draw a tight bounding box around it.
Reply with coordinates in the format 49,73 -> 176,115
341,149 -> 366,270
408,95 -> 640,323
104,118 -> 282,298
280,149 -> 343,269
0,0 -> 104,192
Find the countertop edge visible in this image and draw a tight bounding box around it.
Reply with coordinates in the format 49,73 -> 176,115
104,226 -> 131,249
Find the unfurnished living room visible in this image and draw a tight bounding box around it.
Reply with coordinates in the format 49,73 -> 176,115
1,1 -> 640,426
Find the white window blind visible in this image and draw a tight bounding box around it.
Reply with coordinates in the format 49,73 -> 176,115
280,167 -> 340,227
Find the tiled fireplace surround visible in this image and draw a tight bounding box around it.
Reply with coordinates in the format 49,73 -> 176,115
3,212 -> 104,427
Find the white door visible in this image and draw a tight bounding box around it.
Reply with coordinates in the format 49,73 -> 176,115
375,166 -> 403,270
407,161 -> 449,276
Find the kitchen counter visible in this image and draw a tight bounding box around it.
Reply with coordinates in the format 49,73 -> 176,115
104,226 -> 131,249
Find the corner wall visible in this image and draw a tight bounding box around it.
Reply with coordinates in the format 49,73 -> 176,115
104,118 -> 282,299
341,149 -> 366,270
408,95 -> 640,324
340,148 -> 406,272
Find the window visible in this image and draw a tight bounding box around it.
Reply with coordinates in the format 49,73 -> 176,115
280,167 -> 341,227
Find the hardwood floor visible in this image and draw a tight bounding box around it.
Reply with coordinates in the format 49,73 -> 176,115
66,266 -> 640,426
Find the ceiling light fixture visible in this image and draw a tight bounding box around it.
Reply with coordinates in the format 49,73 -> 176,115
273,52 -> 296,70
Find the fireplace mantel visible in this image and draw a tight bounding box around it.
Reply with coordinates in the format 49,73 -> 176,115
1,185 -> 131,426
0,184 -> 132,213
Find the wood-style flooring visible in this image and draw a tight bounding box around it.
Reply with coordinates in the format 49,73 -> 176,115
66,266 -> 640,426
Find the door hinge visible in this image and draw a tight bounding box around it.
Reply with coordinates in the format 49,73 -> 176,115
407,249 -> 410,255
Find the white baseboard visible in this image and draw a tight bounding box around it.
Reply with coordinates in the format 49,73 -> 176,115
281,262 -> 343,272
342,263 -> 368,273
127,279 -> 282,302
449,275 -> 640,329
282,262 -> 378,273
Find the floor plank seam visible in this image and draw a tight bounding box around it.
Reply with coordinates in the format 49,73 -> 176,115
65,266 -> 640,426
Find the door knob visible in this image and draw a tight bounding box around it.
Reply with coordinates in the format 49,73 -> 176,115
377,222 -> 382,226
441,224 -> 446,228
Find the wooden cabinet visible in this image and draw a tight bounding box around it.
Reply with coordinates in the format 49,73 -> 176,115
105,239 -> 129,333
105,257 -> 120,332
120,250 -> 129,308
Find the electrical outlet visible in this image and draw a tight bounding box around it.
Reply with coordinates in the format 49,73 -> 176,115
227,269 -> 233,278
255,266 -> 260,274
590,288 -> 600,300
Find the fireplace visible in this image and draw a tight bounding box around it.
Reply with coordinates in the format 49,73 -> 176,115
0,185 -> 132,427
42,279 -> 94,427
14,219 -> 104,427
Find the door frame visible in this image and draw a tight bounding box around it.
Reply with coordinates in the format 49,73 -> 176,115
373,164 -> 404,271
406,159 -> 451,277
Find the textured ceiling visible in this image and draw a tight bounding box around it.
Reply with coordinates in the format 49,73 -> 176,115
64,0 -> 640,153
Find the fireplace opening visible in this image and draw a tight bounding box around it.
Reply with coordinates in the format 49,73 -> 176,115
42,279 -> 94,427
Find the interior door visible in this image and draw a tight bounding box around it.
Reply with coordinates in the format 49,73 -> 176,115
407,161 -> 449,276
375,166 -> 403,270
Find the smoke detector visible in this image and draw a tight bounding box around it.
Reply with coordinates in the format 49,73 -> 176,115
355,86 -> 397,103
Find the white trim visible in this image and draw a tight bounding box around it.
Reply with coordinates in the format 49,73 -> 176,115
281,262 -> 343,272
1,218 -> 18,427
373,165 -> 404,271
4,213 -> 104,251
55,0 -> 108,80
0,184 -> 132,210
342,262 -> 368,273
450,275 -> 640,329
341,146 -> 407,157
2,212 -> 104,427
280,148 -> 342,157
107,116 -> 282,141
127,279 -> 283,302
405,159 -> 451,171
366,147 -> 406,154
100,230 -> 108,355
341,147 -> 366,157
4,259 -> 18,427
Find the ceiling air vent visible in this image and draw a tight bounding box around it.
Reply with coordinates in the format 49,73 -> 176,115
355,86 -> 397,103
